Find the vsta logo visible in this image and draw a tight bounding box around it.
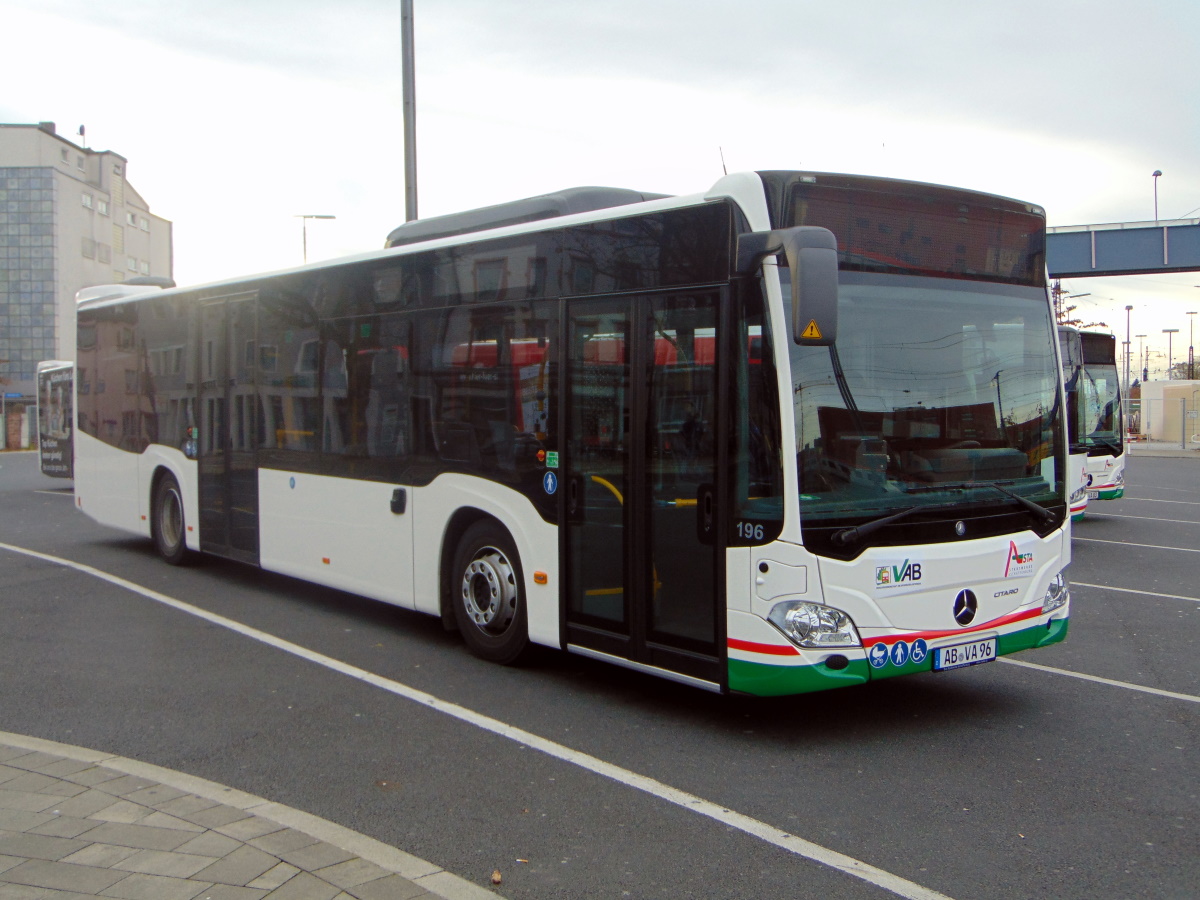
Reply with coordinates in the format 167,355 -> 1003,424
876,560 -> 922,589
1004,541 -> 1035,578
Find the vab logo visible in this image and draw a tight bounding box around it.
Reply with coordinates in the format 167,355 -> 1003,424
1004,541 -> 1034,578
876,560 -> 922,589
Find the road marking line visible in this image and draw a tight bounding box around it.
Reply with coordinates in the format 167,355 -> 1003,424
1082,513 -> 1200,525
998,659 -> 1200,704
1073,537 -> 1200,554
0,541 -> 952,900
1075,581 -> 1200,604
1115,497 -> 1200,507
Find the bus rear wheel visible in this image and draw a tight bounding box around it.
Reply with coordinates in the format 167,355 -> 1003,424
152,473 -> 189,566
451,521 -> 529,664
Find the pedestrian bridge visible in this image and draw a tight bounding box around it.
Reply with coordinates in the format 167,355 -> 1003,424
1046,218 -> 1200,278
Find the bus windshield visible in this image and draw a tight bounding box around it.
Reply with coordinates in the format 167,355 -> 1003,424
1080,334 -> 1123,456
784,272 -> 1062,550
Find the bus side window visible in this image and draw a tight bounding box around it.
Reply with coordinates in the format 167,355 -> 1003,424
257,285 -> 322,454
730,279 -> 784,544
409,302 -> 558,516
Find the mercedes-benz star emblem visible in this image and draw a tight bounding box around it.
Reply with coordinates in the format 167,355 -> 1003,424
955,521 -> 967,536
953,589 -> 978,626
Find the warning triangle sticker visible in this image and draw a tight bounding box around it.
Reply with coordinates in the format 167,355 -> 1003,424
801,319 -> 823,340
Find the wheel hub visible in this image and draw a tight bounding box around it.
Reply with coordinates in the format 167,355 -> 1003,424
461,549 -> 517,633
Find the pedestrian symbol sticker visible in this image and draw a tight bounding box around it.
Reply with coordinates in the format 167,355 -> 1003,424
868,643 -> 888,668
543,471 -> 558,495
910,639 -> 928,665
890,641 -> 910,667
801,320 -> 823,340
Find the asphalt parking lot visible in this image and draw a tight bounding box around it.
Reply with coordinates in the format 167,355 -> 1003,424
0,447 -> 1197,900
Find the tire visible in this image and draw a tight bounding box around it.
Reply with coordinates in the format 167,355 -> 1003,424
152,473 -> 189,566
450,521 -> 530,664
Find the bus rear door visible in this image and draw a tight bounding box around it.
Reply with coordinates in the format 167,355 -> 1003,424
197,292 -> 260,562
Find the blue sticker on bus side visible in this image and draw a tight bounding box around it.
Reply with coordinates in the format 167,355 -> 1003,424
890,641 -> 910,667
910,639 -> 928,664
543,472 -> 558,495
289,477 -> 296,489
868,643 -> 888,668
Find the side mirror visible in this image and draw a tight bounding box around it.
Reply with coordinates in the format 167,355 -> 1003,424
736,226 -> 839,345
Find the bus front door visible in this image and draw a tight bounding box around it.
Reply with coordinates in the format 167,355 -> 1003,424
197,293 -> 260,563
563,292 -> 724,688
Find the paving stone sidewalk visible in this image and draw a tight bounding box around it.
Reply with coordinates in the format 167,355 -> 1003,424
0,734 -> 500,900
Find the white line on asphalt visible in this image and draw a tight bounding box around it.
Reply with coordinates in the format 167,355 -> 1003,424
1115,497 -> 1200,507
998,659 -> 1200,704
33,490 -> 74,497
1132,487 -> 1200,498
0,541 -> 952,900
1073,537 -> 1200,554
1074,581 -> 1200,604
1083,513 -> 1200,525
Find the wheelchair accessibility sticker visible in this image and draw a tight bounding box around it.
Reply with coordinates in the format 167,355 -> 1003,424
869,638 -> 929,669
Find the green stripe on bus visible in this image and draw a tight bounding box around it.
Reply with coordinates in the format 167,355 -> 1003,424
728,617 -> 1068,696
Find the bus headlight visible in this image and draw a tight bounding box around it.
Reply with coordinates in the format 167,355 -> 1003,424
768,601 -> 861,649
1041,571 -> 1069,613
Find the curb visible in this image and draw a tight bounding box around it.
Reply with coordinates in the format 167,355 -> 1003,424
0,729 -> 502,900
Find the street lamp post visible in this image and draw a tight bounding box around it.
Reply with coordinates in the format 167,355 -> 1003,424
1124,304 -> 1133,390
1188,310 -> 1197,380
401,0 -> 418,222
1136,335 -> 1146,382
295,214 -> 336,263
1153,170 -> 1162,222
1163,328 -> 1179,379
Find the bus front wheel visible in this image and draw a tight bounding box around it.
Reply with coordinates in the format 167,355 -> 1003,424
451,521 -> 529,665
152,473 -> 189,566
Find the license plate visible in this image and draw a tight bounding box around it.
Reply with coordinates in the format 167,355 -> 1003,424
1086,490 -> 1099,500
933,637 -> 996,671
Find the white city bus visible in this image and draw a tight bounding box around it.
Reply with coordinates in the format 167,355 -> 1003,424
74,171 -> 1070,696
36,359 -> 74,479
1057,326 -> 1090,520
1078,330 -> 1126,501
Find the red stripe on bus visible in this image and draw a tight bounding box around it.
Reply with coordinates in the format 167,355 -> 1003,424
728,608 -> 1047,657
727,638 -> 800,656
861,607 -> 1045,647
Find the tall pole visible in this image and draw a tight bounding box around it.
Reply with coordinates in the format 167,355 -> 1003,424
1124,304 -> 1133,390
1188,310 -> 1197,380
1136,335 -> 1146,383
1152,170 -> 1162,222
401,0 -> 418,222
1164,328 -> 1179,379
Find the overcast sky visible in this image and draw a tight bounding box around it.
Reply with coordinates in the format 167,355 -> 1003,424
4,0 -> 1199,374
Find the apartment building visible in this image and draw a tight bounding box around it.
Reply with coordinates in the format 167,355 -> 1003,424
0,121 -> 172,446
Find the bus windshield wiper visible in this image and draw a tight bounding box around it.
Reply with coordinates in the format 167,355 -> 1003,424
1089,436 -> 1123,454
984,482 -> 1056,524
904,480 -> 1055,524
830,502 -> 961,546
